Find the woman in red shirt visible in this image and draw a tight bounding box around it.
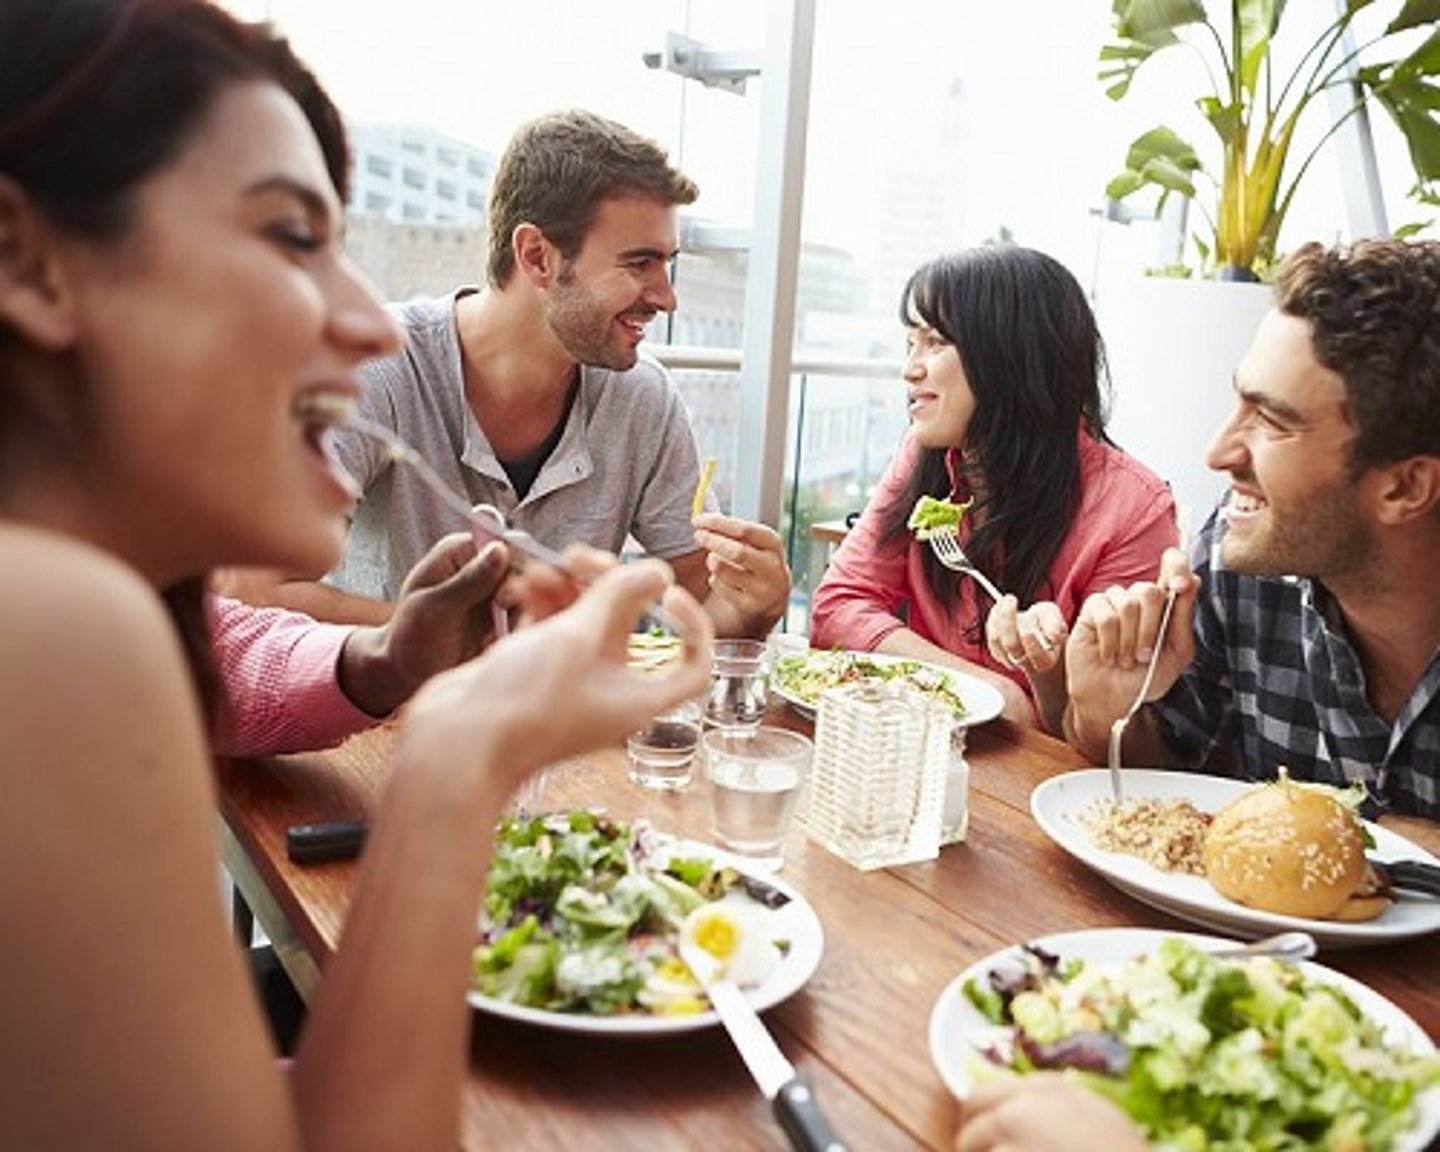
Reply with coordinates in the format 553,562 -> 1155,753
810,246 -> 1177,733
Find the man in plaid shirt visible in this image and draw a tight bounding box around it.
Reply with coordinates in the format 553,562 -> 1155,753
1064,238 -> 1440,833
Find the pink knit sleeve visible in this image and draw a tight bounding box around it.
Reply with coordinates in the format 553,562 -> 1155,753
209,596 -> 377,757
808,437 -> 917,652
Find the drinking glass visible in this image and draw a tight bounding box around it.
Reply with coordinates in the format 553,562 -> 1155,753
702,726 -> 813,871
626,700 -> 702,790
703,639 -> 769,731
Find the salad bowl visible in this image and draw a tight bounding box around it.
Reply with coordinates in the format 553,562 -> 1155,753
929,927 -> 1440,1151
467,815 -> 824,1037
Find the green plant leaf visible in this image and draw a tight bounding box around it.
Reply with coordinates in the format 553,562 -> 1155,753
1197,95 -> 1244,147
1126,124 -> 1204,173
1105,171 -> 1149,200
1112,0 -> 1208,41
1388,0 -> 1440,34
1365,29 -> 1440,180
1373,81 -> 1440,179
1098,0 -> 1440,277
1141,156 -> 1201,196
1106,126 -> 1203,204
1235,0 -> 1280,96
1101,0 -> 1207,100
1099,41 -> 1170,101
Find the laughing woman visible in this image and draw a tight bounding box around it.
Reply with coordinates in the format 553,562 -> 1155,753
0,3 -> 710,1150
809,247 -> 1177,733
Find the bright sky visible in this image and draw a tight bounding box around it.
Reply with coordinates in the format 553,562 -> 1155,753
221,3 -> 1132,256
221,0 -> 1423,272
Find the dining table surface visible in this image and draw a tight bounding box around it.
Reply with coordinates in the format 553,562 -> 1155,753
216,692 -> 1440,1151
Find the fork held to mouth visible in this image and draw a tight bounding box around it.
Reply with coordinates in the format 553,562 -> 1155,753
298,393 -> 686,635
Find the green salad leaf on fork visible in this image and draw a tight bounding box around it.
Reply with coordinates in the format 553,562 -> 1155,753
907,494 -> 972,541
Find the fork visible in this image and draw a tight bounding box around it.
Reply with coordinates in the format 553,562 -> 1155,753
926,527 -> 1005,603
303,398 -> 683,634
1106,588 -> 1177,802
341,410 -> 573,571
928,527 -> 1056,660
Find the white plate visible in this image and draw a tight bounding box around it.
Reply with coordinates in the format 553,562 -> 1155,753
466,843 -> 824,1036
1031,769 -> 1440,947
770,648 -> 1005,729
928,928 -> 1440,1151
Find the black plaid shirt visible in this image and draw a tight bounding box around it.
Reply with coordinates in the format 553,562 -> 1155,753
1153,511 -> 1440,821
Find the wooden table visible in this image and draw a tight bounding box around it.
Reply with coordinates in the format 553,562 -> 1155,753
808,519 -> 850,551
217,709 -> 1440,1150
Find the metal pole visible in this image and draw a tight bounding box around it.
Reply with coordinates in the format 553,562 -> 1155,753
1325,1 -> 1389,238
731,0 -> 815,525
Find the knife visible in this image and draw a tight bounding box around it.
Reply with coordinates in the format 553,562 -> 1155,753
1370,857 -> 1440,898
681,943 -> 847,1152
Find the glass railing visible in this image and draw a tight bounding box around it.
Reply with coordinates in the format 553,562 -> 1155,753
654,345 -> 904,633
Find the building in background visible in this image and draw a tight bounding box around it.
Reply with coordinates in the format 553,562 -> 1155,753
347,123 -> 492,228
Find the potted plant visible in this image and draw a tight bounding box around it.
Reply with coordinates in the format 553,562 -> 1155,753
1100,0 -> 1440,280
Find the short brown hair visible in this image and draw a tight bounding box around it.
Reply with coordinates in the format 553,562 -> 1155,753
1275,238 -> 1440,472
485,109 -> 698,287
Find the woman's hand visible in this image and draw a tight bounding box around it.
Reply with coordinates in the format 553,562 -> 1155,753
986,595 -> 1066,675
401,559 -> 713,793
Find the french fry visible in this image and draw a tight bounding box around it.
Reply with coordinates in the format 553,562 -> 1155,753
692,457 -> 717,517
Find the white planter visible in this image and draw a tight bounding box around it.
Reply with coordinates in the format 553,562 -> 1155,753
1095,277 -> 1273,531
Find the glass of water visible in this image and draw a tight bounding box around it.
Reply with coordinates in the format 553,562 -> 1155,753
703,639 -> 770,731
702,726 -> 813,871
626,700 -> 702,790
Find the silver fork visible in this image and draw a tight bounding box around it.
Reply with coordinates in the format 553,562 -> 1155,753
1106,588 -> 1177,801
341,410 -> 573,571
300,398 -> 684,635
926,527 -> 1005,602
928,526 -> 1058,662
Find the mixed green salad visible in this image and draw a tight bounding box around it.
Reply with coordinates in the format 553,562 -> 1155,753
907,494 -> 971,541
472,811 -> 787,1016
963,937 -> 1440,1151
772,649 -> 968,718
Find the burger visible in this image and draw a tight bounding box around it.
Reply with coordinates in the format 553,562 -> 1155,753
1202,770 -> 1392,922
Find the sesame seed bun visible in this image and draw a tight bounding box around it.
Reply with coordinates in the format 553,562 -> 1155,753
1202,776 -> 1370,920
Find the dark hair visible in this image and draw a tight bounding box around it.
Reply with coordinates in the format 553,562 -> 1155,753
1274,238 -> 1440,474
880,246 -> 1112,631
486,108 -> 699,287
0,0 -> 350,727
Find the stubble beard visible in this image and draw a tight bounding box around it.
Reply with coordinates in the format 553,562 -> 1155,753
548,274 -> 639,373
1222,479 -> 1377,583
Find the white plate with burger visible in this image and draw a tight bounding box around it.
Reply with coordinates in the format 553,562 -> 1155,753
1031,769 -> 1440,948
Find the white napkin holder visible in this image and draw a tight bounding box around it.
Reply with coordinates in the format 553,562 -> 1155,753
801,679 -> 952,870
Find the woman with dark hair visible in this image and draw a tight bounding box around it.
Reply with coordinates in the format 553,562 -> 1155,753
810,246 -> 1177,733
0,2 -> 710,1148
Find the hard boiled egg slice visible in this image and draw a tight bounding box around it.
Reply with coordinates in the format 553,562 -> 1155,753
680,902 -> 779,988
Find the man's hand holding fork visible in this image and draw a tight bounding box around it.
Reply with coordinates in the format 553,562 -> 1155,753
1061,547 -> 1203,766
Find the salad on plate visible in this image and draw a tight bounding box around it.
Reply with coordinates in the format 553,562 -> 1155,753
958,935 -> 1440,1150
771,649 -> 969,718
472,811 -> 788,1018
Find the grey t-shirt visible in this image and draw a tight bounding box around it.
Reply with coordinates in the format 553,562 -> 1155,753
329,290 -> 709,600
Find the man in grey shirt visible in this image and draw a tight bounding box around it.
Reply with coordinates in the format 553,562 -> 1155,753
229,109 -> 789,639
